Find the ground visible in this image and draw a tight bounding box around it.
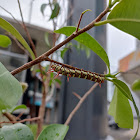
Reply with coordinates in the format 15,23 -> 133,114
108,119 -> 140,140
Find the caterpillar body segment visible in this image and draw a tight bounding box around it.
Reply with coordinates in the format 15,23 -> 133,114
51,64 -> 105,84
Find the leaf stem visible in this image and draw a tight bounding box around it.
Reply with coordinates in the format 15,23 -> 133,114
105,72 -> 120,78
0,117 -> 40,124
94,19 -> 140,26
75,9 -> 91,33
109,0 -> 112,8
131,96 -> 140,140
111,0 -> 119,7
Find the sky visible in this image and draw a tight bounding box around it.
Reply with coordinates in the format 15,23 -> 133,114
107,24 -> 136,73
0,0 -> 136,71
0,0 -> 68,30
0,0 -> 137,101
107,24 -> 136,101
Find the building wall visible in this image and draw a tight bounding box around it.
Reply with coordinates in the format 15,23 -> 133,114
58,0 -> 107,140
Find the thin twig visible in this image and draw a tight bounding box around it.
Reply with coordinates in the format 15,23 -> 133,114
11,6 -> 110,76
60,6 -> 74,28
72,92 -> 81,100
16,111 -> 25,120
48,0 -> 57,31
7,33 -> 31,57
17,0 -> 37,57
75,13 -> 84,32
17,0 -> 48,136
0,5 -> 23,27
36,27 -> 57,138
0,117 -> 40,124
65,83 -> 98,125
3,112 -> 17,122
36,84 -> 47,136
75,9 -> 91,33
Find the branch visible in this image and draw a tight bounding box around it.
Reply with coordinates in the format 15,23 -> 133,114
16,111 -> 25,120
17,0 -> 37,57
0,117 -> 40,124
7,33 -> 31,57
17,1 -> 49,136
11,6 -> 110,76
76,9 -> 91,33
3,112 -> 17,122
64,83 -> 98,125
48,0 -> 57,30
94,18 -> 140,26
72,92 -> 81,100
109,0 -> 112,8
59,4 -> 74,28
0,5 -> 23,27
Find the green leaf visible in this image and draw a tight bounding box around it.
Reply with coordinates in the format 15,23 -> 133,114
111,79 -> 140,139
37,124 -> 69,140
131,96 -> 140,140
0,63 -> 22,112
82,9 -> 92,14
60,43 -> 73,59
112,79 -> 132,101
45,65 -> 50,72
131,79 -> 140,91
10,104 -> 27,113
54,26 -> 110,71
0,17 -> 35,59
21,82 -> 28,93
49,79 -> 53,87
107,0 -> 140,40
85,47 -> 91,58
50,72 -> 54,79
0,123 -> 34,140
0,35 -> 11,48
60,47 -> 69,59
45,32 -> 51,47
27,124 -> 47,139
55,78 -> 62,85
50,3 -> 60,19
40,4 -> 48,16
108,87 -> 133,129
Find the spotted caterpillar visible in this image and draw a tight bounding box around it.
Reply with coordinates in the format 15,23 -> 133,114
51,64 -> 105,84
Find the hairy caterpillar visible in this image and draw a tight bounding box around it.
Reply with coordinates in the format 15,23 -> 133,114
51,64 -> 105,84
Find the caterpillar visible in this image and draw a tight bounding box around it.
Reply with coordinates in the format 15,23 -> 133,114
51,64 -> 105,84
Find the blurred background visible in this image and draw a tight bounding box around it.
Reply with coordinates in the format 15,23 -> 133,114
0,0 -> 140,140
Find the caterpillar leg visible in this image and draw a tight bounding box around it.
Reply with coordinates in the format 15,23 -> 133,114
47,69 -> 54,74
54,71 -> 60,79
67,74 -> 71,82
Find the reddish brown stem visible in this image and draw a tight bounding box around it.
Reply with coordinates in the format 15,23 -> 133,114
17,0 -> 37,57
11,7 -> 110,76
17,0 -> 48,137
36,84 -> 48,136
75,12 -> 84,32
0,117 -> 40,124
3,112 -> 16,122
7,33 -> 31,57
0,5 -> 23,27
16,111 -> 25,120
36,30 -> 57,137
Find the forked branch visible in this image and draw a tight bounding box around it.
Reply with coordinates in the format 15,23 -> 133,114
11,6 -> 110,76
65,83 -> 98,125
